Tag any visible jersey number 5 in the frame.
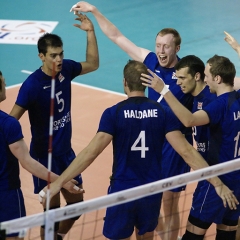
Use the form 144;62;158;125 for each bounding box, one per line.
56;91;64;112
131;131;149;158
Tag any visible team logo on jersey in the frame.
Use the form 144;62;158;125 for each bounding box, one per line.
0;20;58;45
197;102;203;109
172;72;177;79
58;73;65;82
155;70;160;73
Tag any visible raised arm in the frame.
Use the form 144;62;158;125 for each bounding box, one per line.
9;139;81;194
224;31;240;58
70;1;150;62
166;130;239;209
141;69;210;127
74;13;99;75
41;132;113;201
224;31;240;90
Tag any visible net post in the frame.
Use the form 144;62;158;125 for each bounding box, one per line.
45;61;56;240
44;211;55;240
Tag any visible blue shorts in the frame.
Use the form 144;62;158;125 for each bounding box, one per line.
103;182;162;239
190;180;240;224
31;148;83;193
161;134;192;192
0;188;26;237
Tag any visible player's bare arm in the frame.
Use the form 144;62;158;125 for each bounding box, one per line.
141;69;210;127
9;104;26;120
71;1;150;62
74;13;99;75
224;31;240;90
9;139;81;194
224;31;240;57
166;130;239;209
40;132;112;203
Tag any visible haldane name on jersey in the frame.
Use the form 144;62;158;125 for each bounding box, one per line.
124;109;158;119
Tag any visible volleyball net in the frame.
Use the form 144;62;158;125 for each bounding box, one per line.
1;158;240;240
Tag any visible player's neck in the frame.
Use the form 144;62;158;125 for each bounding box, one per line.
216;85;234;96
41;66;57;77
128;91;145;97
191;81;206;96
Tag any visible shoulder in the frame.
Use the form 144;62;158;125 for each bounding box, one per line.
0;111;22;135
143;52;158;67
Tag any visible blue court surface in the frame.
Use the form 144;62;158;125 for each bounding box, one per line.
1;0;240;93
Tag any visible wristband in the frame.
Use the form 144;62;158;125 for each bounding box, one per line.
160;84;169;95
38;190;46;203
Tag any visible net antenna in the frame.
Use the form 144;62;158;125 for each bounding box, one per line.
45;60;56;239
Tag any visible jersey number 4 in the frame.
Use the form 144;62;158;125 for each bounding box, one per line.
131;131;149;158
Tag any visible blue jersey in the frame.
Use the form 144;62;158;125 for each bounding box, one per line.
98;97;181;188
203;91;240;184
192;86;216;159
143;52;193;113
0;110;23;191
15;59;81;157
144;52;193;187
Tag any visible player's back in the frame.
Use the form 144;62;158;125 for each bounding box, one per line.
0;110;21;190
103;96;181;187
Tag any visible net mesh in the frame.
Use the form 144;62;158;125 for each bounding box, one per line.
1;158;240;240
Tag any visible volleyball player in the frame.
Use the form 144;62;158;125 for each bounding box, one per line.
0;71;80;240
70;2;193;239
174;55;216;159
40;60;237;240
9;13;99;240
224;30;240;240
141;55;240;240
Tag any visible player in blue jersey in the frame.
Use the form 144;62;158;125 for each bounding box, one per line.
141;55;240;240
224;31;240;240
174;55;216;159
39;60;238;240
0;71;80;240
9;13;99;240
69;2;193;239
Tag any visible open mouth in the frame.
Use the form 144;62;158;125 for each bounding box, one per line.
159;55;167;62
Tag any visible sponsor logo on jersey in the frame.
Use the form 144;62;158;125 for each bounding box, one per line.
0;20;58;45
43;85;51;89
197;102;203;110
59;73;65;82
172;72;177;79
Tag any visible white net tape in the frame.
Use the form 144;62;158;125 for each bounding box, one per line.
1;158;240;239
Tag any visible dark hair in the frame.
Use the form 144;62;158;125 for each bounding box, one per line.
123;60;148;92
207;55;236;86
0;71;2;91
37;33;63;55
175;55;205;81
156;28;181;46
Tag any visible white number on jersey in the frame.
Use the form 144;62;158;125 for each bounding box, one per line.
192;126;197;136
56;91;64;112
131;131;149;158
234;131;240;158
